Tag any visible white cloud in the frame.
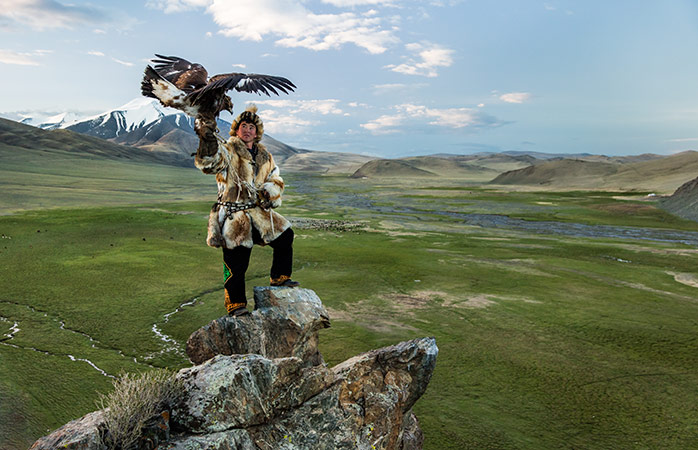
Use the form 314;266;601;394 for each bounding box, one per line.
385;42;454;77
499;92;531;103
255;99;345;115
150;0;399;54
360;113;405;134
0;49;46;65
88;51;105;57
111;57;134;67
361;103;503;134
231;63;246;69
0;0;108;30
258;109;316;135
372;82;428;93
667;138;698;142
322;0;391;6
145;0;211;13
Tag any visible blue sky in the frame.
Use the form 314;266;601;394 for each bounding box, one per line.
1;0;698;157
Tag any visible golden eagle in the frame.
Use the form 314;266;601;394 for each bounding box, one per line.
141;54;296;119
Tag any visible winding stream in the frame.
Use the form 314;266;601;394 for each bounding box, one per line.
327;190;698;246
0;301;148;378
147;297;200;360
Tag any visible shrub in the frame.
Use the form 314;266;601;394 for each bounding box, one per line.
96;369;183;450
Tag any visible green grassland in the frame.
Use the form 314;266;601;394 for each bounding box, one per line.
1;164;698;449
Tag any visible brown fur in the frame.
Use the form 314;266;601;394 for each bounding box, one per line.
196;136;290;248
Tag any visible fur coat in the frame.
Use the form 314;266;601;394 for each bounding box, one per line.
195;136;290;249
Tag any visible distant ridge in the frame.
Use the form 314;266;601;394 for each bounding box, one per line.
490;151;698;193
491;159;618;186
351;153;533;181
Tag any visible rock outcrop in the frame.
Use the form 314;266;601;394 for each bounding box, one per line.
31;287;438;450
660;175;698;222
186;287;330;366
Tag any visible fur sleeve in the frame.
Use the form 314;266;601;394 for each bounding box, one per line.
194;141;231;175
261;154;284;208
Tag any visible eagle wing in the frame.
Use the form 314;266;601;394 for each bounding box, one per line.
142;54;297;118
151;54;208;92
141;66;200;116
191;73;297;102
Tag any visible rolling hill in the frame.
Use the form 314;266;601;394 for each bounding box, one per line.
351;159;435;178
350;153;537;181
490;151;698;193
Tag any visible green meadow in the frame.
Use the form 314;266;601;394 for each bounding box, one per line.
1;160;698;449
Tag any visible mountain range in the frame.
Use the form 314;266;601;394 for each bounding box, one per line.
3;100;698;197
2;98;354;170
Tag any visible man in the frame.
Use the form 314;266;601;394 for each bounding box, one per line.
194;104;299;317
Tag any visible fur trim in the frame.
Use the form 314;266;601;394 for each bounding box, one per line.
230;104;264;142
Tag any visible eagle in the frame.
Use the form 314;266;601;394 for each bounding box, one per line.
141;54;296;119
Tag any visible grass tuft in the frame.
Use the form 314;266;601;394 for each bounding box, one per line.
96;369;182;450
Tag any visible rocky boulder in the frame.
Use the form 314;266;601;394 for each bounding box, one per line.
31;287;438;450
186;287;330;366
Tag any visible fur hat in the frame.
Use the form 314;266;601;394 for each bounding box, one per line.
230;104;264;142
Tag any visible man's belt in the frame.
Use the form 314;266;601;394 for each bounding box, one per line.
218;200;258;220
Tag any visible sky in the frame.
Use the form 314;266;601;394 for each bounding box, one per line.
1;0;698;158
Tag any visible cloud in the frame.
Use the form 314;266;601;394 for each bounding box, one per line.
0;0;108;30
257;109;317;135
499;92;531;103
111;57;134;67
88;51;105;57
667;138;698;143
371;82;427;93
150;0;399;54
385;42;454;77
361;103;504;134
231;63;246;69
146;0;210;13
0;49;48;65
255;99;345;115
322;0;392;6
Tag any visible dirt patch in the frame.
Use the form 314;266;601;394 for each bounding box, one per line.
325;304;419;332
470;237;511;241
443;294;496;309
381;290;449;310
325;306;353;322
592;203;657;214
465;258;555;278
616;244;698;256
666;272;698;288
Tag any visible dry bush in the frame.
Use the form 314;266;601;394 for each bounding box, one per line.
96;369;182;450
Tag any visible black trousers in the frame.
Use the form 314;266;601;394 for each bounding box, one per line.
222;227;294;312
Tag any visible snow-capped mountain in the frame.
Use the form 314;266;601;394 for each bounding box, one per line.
3;98;307;167
0;110;85;129
64;97;182;139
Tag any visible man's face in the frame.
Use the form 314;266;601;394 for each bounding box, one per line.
236;121;257;145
